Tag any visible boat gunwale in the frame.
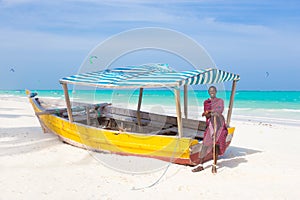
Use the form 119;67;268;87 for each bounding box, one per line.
31;96;203;140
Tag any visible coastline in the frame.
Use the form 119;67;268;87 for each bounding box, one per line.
1;93;299;128
1;96;300;199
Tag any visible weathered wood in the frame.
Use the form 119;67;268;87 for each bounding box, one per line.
36;110;65;116
108;106;207;130
105;113;172;130
184;84;188;119
73;114;98;123
137;88;143;127
36;94;206;138
110;107;178;125
182;128;204;138
175;89;183;138
62;83;73;122
44;100;205;136
86;107;91;125
37;92;200;131
182;118;206;131
226;80;237;126
36;103;109;117
36;107;83;116
156;127;178;135
74;102;111;110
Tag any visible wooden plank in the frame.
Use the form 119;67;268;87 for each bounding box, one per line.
74;102;111;110
36;104;110;117
61;103;204;138
42;100;205;134
182;118;206;131
109;106;208;130
226;80;237;126
182;128;204;138
36;110;66;116
62;83;73;122
106;113;173;130
112;106;178;125
156;127;178;135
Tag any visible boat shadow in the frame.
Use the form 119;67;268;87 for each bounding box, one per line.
217;146;262;169
0;126;60;156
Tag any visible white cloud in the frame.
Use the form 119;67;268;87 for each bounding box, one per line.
0;0;37;6
0;28;101;51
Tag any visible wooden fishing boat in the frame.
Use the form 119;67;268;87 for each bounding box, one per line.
27;64;239;166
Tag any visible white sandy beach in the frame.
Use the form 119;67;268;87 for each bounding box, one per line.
1;96;300;200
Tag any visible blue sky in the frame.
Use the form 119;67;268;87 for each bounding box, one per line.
0;0;299;90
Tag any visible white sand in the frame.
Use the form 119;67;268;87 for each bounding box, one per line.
1;97;300;199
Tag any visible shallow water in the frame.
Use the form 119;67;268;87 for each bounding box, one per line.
1;90;300;126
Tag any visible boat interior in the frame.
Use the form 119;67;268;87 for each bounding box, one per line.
35;97;206;140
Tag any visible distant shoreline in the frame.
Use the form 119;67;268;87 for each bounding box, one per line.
1;89;300;92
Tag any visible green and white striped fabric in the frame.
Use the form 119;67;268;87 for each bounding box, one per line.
60;64;240;88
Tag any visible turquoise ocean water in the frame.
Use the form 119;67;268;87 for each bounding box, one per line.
1;90;300;126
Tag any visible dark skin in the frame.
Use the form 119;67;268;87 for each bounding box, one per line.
192;86;219;173
202;86;217;119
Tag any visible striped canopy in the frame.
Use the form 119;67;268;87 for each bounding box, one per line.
60;64;240;88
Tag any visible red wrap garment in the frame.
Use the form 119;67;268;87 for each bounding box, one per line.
201;98;228;156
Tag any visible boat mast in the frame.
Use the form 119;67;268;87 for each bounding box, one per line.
61;83;74;122
226;80;237;127
184;84;188;119
174;88;183;138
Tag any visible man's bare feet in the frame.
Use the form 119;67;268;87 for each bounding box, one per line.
192;165;204;172
212;165;217;173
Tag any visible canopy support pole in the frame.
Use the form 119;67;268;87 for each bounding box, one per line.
62;83;73;123
86;107;91;125
137;88;144;127
175;88;183;138
226;80;237;127
184;84;188;119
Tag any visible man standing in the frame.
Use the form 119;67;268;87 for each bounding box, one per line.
192;86;228;173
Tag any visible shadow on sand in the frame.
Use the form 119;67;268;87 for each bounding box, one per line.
0;105;33;118
0;126;60;156
217;146;262;169
0;114;34;118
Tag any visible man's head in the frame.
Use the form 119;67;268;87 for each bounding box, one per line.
208;86;217;98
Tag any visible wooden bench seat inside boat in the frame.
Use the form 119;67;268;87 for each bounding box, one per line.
97;106;206;138
38;98;206;139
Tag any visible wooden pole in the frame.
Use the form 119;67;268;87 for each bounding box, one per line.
137;88;143;127
175;89;183;138
226;80;237;127
86;107;91;125
62;83;73;122
184;84;188;119
212;114;217;174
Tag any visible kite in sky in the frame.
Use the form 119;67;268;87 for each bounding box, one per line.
89;56;98;64
265;72;269;78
